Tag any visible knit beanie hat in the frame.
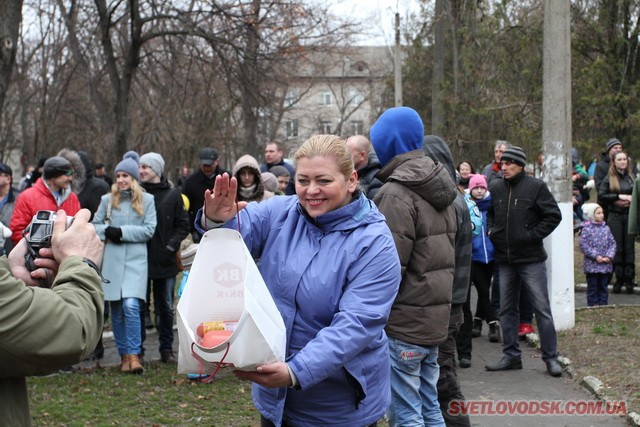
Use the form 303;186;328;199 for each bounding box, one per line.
468;174;488;192
123;150;140;163
582;203;602;222
605;138;621;153
500;146;527;167
261;172;278;193
43;156;74;179
139;152;165;178
269;165;290;177
370;107;424;167
115;157;140;181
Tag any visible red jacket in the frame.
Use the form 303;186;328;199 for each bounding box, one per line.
9;178;81;244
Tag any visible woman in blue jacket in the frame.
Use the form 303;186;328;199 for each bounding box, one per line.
197;135;401;427
93;156;156;374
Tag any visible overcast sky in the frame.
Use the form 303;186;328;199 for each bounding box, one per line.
324;0;420;46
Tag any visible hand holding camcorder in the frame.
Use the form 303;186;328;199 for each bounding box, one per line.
22;210;73;272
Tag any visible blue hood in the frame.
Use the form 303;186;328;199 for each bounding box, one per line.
370;107;424;167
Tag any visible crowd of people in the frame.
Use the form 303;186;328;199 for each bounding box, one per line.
2;104;636;426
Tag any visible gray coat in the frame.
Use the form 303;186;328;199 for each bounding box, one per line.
92;191;156;301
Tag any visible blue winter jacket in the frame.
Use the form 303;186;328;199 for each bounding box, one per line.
196;193;401;426
468;193;495;264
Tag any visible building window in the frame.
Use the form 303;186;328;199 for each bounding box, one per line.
320;121;332;134
285;120;299;138
349;89;364;106
319;92;332;106
350;121;363;135
285;90;298;107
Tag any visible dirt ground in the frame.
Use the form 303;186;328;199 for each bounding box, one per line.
557;306;640;415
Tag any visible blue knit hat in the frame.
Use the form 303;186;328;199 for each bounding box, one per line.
370;107;425;167
123;150;140;163
115;157;140;181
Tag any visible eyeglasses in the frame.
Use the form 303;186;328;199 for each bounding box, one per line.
63;170;74;176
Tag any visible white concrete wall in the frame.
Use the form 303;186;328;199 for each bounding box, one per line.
544;201;575;330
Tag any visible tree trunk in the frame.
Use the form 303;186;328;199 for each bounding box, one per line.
0;0;23;119
432;0;446;136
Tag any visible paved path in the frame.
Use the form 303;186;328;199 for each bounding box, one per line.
456;285;639;426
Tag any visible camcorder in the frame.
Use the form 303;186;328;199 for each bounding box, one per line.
23;210;74;272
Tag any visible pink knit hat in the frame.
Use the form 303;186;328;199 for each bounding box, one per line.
468;174;488;192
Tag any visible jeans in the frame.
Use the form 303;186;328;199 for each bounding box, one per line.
141;277;176;353
111;297;142;356
491;265;534;324
586;272;610;306
498;262;558;362
388;337;445;427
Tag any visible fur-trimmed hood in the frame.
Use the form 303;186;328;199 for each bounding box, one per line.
57;148;86;194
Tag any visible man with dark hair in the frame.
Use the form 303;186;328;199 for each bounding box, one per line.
260;141;296;195
182;147;227;242
9;156;81;245
485;146;563;377
94;162;113;186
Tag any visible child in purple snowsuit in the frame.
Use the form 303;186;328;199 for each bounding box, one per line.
579;203;617;306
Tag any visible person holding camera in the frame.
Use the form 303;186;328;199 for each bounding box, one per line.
92;155;156;374
0;209;105;426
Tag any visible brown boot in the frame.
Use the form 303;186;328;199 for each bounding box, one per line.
129;354;144;374
120;355;131;373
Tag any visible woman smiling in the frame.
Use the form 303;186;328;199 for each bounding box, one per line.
196;134;401;426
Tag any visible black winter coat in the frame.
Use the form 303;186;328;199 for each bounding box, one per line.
487;171;561;265
142;179;190;278
598;170;634;215
182;166;227;235
359;153;383;199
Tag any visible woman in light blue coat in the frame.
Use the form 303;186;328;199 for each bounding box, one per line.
92;156;156;374
196;135;401;427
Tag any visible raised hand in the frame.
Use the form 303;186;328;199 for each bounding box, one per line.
203;173;248;222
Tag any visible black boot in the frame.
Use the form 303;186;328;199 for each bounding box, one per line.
472;317;482;338
488;321;501;343
626;280;636;294
612;280;623;294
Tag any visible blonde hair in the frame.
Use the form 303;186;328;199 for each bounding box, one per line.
294;134;354;180
607;151;635;193
110;179;145;216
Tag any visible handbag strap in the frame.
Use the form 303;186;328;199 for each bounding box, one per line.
105;197;113;226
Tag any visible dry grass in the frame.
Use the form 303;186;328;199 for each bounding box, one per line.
557;306;640;415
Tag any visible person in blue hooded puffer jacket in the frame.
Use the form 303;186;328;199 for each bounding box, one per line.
196;134;401;427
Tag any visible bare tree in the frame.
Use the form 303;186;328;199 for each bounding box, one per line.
0;0;24;126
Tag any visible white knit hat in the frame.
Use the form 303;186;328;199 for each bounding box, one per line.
581;203;602;222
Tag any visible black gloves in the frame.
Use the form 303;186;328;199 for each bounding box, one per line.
105;226;123;243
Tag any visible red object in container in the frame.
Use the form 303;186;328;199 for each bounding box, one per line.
200;330;233;348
